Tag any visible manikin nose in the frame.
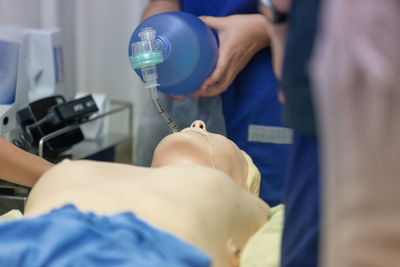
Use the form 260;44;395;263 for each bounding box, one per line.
191;120;207;131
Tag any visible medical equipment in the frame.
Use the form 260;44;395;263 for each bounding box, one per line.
0;26;68;102
0;26;67;135
129;12;218;96
0;37;30;135
128;12;218;132
16;95;98;156
130;27;179;132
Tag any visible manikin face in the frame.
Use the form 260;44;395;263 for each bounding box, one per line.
151;120;248;189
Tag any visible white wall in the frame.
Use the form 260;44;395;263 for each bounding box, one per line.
0;0;41;27
74;0;148;124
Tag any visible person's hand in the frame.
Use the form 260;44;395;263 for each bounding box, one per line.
169;95;185;102
191;14;270;98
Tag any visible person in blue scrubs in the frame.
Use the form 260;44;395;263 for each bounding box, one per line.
140;0;291;207
260;0;322;266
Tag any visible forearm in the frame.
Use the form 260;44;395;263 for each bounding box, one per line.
0;138;53;187
267;23;289;79
142;0;180;20
262;0;292;79
271;0;292;13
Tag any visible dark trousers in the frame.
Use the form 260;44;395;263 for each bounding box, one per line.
281;132;320;267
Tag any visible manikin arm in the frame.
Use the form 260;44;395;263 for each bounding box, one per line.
0;137;53;187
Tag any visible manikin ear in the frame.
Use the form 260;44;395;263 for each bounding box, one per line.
226;238;241;267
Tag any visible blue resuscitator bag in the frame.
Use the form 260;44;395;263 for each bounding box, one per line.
128;12;218;96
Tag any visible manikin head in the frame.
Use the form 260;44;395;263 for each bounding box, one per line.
151;120;260;192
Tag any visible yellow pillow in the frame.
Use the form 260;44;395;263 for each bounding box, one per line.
241;150;261;196
240;204;284;267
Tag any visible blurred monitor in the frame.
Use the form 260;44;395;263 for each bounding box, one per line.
0;37;29;135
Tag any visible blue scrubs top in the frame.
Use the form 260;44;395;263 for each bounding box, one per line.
179;0;291;206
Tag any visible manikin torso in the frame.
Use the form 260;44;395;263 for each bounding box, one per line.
25;121;270;267
25;160;269;267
